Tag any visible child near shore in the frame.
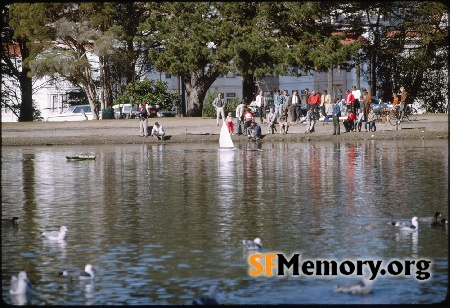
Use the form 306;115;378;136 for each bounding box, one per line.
226;112;234;135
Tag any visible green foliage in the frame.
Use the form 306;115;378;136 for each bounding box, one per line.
202;89;220;118
32;101;43;122
115;79;180;110
202;88;241;118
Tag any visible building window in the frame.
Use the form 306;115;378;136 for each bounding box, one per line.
291;67;307;76
51;95;58;111
165;73;171;78
226;93;235;97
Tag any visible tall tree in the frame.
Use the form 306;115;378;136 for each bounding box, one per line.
28;4;101;118
84;2;153;109
4;3;61;121
146;2;235;116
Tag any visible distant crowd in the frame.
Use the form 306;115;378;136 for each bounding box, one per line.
212;85;409;138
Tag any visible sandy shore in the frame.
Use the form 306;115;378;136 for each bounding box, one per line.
1;114;447;146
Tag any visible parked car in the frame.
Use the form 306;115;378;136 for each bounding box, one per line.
122;104;138;119
113;104;138;119
157;110;177;117
45;105;93;122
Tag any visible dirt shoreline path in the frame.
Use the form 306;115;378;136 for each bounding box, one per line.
1;114;448;146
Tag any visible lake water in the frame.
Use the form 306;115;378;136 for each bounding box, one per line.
1;140;448;305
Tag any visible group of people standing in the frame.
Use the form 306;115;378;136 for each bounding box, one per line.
212;85;409;138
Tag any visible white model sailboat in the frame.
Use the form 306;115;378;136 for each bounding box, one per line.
219;123;236;150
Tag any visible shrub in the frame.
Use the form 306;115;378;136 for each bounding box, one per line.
202;88;241;118
115;78;180;110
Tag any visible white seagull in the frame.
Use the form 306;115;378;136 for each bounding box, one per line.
192;285;220;305
334;275;374;294
241;237;263;250
60;264;94;280
9;271;31;295
389;217;419;230
42;226;67;240
399;217;419;231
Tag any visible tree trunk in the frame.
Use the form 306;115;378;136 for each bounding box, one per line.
18;41;33;122
371;52;377;96
184;85;205;117
182;69;220;117
103;56;113;108
242;74;256;104
82;66;98;118
328;67;333;99
355;53;361;90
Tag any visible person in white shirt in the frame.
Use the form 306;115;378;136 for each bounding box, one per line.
151;122;165;140
321;90;332;117
266;107;277;134
212;93;226;126
324;100;334;122
235;101;246;135
351;86;361;114
355;108;364;132
255;90;265;123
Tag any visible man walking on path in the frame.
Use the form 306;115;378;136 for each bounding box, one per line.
212;93;226;126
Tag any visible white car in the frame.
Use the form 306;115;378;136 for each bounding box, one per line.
45;105;93;122
112;103;138;119
156;110;176;117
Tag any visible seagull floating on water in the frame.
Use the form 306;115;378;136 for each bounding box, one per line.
42;226;67;240
241;237;262;250
431;218;447;227
390;217;419;230
419;212;441;223
60;264;94;280
9;271;31;295
192;285;220;305
399;217;419;231
334;275;374;294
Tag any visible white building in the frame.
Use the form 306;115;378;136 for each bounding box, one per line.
2;44;370;122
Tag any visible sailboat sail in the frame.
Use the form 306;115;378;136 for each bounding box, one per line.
219;123;235;148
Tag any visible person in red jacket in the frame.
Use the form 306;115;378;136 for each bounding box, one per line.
345;89;355;116
343;109;356;132
307;89;321;120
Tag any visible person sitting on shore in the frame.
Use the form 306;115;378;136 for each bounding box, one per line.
305;107;315;134
355;108;364;132
247;121;261;139
365;108;376;132
266;107;277;134
343;110;356;132
279;115;289;134
151;122;165;140
243;108;255;135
